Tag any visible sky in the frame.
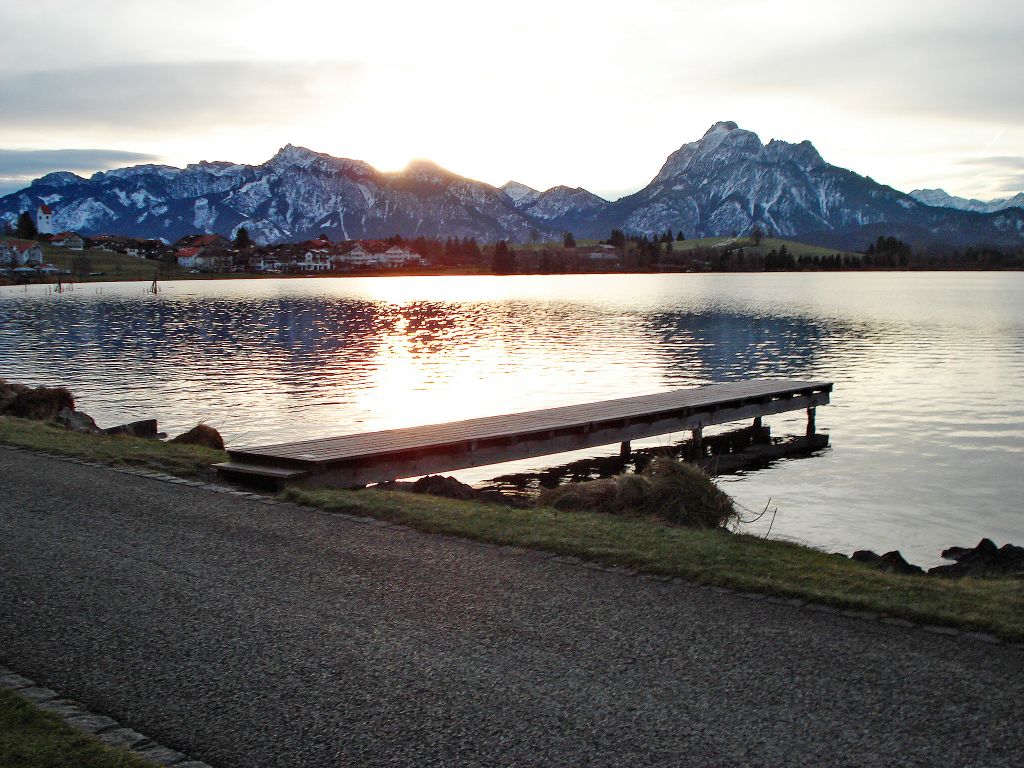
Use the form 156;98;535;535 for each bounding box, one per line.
1;0;1022;201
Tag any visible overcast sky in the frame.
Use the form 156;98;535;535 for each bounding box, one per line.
1;0;1022;200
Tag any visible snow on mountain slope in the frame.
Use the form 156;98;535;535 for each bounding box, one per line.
910;188;1024;214
501;181;541;208
1;126;1022;250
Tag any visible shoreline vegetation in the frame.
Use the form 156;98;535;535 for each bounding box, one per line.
2;409;1021;641
1;232;1022;287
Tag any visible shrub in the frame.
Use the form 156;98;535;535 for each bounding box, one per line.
540;458;735;529
170;423;224;450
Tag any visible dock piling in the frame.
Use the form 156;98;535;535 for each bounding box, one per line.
691;427;704;458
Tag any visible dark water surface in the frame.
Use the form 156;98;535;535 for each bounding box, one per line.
2;272;1022;565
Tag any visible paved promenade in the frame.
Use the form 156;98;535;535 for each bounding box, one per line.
1;447;1021;767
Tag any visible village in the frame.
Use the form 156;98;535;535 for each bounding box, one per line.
1;203;633;281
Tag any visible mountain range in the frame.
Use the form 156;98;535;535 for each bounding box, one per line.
908;188;1024;214
2;121;1023;251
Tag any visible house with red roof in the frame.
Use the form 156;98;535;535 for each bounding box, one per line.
51;231;84;250
175;246;204;269
175;246;230;272
1;239;44;266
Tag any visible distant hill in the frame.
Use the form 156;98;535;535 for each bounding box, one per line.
2;123;1023;251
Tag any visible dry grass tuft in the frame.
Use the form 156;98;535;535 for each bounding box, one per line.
540;458;736;528
170;423;225;450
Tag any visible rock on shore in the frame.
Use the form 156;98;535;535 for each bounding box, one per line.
931;538;1024;578
849;538;1024;579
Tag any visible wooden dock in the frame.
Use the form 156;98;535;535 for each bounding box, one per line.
215;379;832;490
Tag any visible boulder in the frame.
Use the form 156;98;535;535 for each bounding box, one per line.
930;538;1024;578
877;551;925;576
101;419;159;439
170;424;224;450
851;549;923;575
56;407;99;435
851;550;882;564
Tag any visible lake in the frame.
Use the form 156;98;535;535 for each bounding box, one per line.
2;272;1022;566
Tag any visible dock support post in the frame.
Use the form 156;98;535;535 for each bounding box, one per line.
620;441;631;458
753;416;762;429
691;427;703;458
806;407;816;436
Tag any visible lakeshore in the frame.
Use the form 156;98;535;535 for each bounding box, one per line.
1;415;1021;639
3;271;1023;565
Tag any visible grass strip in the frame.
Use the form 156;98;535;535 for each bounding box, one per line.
2;415;1021;641
0;416;225;477
0;687;154;768
283;486;1024;641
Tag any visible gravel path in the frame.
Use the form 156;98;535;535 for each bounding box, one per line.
1;447;1021;768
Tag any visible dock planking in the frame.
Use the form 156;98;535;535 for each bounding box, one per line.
216;379;832;489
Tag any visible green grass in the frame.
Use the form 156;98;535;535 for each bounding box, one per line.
0;237;173;282
0;687;154;768
0;416;225;477
281;487;1024;641
39;244;168;282
2;415;1021;640
510;239;603;251
671;236;860;259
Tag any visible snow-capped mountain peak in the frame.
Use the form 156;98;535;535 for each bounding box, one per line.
266;144;325;170
30;171;85;188
2;122;1023;250
501;181;541;207
655;121;767;181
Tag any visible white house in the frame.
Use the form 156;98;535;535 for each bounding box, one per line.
175;246;204;269
332;244;422;270
251;255;282;272
301;249;332;272
2;239;44;266
332;244;375;269
126;247;142;259
380;245;422;267
35;204;54;235
52;231;84;250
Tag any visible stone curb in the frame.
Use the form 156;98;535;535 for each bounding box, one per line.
0;667;212;767
1;442;1019;651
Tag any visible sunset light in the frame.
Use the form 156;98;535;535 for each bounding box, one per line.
1;1;1022;764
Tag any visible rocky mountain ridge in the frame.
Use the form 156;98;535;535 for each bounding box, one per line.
909;188;1024;214
3;123;1023;250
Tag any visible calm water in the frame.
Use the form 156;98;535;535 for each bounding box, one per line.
2;273;1022;566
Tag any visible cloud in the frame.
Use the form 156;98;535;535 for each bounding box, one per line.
709;23;1024;123
0;60;362;133
955;156;1024;195
958;156;1024;171
0;148;160;176
0;148;163;196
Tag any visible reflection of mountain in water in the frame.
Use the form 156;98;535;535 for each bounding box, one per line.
644;309;862;384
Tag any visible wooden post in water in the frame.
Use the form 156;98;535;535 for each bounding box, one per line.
620;441;631;458
753;416;762;429
691;427;703;458
806;407;816;436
